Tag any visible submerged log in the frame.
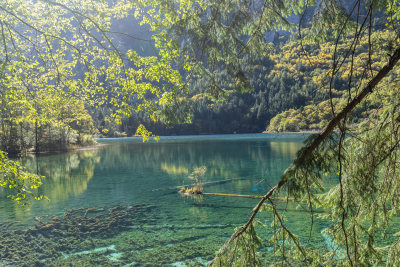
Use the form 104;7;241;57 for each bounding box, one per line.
201;192;296;201
178;185;297;201
0;220;10;227
83;207;105;219
5;221;20;230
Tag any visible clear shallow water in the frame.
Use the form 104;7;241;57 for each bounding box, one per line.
0;133;328;266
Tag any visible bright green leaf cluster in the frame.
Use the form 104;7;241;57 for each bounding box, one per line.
0;151;44;205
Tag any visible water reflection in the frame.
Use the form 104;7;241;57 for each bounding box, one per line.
95;138;303;189
161;163;189;176
27;151;100;202
0;135;312;266
269;141;302;157
0;150;99;221
0;135;306;224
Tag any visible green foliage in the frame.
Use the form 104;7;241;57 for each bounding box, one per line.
135;124;159;142
0;0;141;202
104;26;395;136
268;100;338;132
211;83;400;265
267;29;397;132
213;223;263;267
1;0;400;266
0;86;97;154
0;151;43;205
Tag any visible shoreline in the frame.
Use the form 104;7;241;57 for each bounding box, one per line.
100;131;321;138
99;131;320;139
262;130;322;134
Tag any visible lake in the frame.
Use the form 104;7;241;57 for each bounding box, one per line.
0;133;329;266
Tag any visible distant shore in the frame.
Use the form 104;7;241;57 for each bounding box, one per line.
262;130;322;134
98;131;321;139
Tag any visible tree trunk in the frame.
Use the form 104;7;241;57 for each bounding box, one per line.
211;45;400;264
35;121;39;154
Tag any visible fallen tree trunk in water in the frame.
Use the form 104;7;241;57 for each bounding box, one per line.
201;192;296;201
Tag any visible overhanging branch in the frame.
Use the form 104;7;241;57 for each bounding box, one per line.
210;44;400;265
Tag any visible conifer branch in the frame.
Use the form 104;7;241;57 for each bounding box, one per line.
210;44;400;265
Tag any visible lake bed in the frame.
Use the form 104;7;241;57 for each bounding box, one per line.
0;133;329;266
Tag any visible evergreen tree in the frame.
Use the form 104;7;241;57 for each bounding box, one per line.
1;0;400;265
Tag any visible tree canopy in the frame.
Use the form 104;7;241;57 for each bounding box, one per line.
1;0;400;265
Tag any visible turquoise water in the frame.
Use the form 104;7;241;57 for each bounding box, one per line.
0;133;325;266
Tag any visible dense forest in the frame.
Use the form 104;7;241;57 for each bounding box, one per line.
0;2;392;145
1;27;393;149
1;0;400;266
91;16;395;137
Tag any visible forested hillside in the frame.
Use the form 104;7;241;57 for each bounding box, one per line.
0;3;393;147
267;29;394;132
2;27;392;149
2;0;400;266
100;29;392;136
